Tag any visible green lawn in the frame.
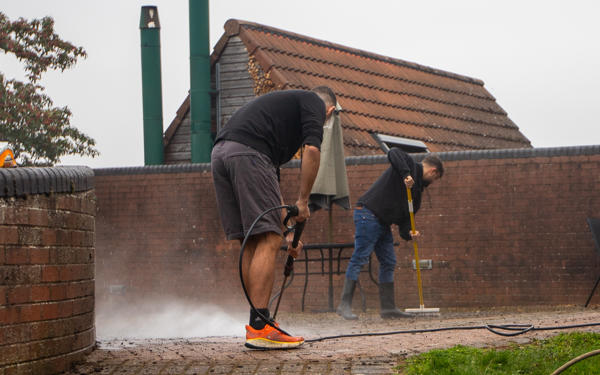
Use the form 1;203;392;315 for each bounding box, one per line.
396;332;600;374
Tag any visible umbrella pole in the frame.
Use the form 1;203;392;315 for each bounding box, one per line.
328;204;334;312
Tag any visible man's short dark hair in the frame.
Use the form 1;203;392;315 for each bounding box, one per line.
312;86;336;107
423;155;444;178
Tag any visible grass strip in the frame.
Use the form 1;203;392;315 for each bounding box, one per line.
397;332;600;374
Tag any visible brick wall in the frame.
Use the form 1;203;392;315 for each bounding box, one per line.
0;167;95;375
94;147;600;315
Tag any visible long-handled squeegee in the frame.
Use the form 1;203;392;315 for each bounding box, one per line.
404;188;440;316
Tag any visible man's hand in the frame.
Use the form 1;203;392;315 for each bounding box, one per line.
404;175;414;189
410;230;420;240
285;231;303;258
294;198;310;222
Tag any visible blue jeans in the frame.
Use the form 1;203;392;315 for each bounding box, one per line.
345;207;396;283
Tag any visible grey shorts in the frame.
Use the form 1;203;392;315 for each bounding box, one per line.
211;140;283;240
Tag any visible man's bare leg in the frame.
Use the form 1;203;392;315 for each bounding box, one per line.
240;237;257;293
246;232;282;308
242;231;304;349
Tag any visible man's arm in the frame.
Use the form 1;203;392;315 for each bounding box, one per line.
295;145;320;222
388;148;412;178
388;148;416;187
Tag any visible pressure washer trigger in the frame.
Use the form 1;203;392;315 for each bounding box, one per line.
283;205;299;235
286;205;299;217
282;205;305;248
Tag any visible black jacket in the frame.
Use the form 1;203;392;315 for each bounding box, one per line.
357;148;425;241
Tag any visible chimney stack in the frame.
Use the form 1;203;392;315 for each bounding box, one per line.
139;5;165;165
188;0;212;163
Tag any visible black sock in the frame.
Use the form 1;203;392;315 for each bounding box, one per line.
249;308;270;330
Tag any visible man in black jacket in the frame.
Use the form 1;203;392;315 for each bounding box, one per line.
337;148;443;319
211;87;337;348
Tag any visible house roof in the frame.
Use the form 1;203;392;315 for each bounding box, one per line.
165;19;531;156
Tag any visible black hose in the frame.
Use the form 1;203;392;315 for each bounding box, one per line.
485;324;533;336
241;208;600;345
306;322;600;343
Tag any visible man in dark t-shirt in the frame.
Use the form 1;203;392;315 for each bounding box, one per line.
336;148;444;320
211;87;337;349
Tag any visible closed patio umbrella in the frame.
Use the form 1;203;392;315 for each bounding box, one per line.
309;102;349;211
309;102;350;311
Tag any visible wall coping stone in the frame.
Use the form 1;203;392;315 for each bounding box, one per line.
0;166;94;198
343;144;600;165
94;163;211;176
93;145;600;176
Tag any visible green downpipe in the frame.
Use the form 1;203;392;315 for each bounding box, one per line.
139;6;164;165
189;0;212;163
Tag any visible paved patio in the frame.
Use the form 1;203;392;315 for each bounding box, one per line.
64;307;600;374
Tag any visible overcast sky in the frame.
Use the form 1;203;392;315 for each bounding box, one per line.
2;0;598;168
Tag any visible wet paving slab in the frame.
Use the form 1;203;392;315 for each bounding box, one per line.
69;358;399;374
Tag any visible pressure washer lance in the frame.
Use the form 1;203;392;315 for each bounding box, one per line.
273;206;305;320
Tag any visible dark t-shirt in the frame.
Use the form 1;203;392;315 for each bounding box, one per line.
214;90;325;167
358;148;424;240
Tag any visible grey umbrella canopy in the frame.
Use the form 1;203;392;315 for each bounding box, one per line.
309;102;350;212
308;102;350;312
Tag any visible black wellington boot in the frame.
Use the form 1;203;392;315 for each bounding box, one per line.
336;278;358;320
379;282;414;319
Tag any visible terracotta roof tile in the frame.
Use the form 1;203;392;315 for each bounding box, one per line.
165;19;531;158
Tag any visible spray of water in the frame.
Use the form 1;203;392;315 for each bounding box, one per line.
95;300;247;339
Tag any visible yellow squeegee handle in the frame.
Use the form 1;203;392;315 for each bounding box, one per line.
407;188;425;308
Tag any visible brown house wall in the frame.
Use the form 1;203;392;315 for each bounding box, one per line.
94;151;600;315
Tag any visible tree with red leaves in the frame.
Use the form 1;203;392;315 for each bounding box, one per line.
0;11;98;166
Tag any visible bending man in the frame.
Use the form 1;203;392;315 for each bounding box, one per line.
337;148;443;320
211;87;337;349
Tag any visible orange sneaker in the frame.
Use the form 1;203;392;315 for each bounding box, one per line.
245;322;304;349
